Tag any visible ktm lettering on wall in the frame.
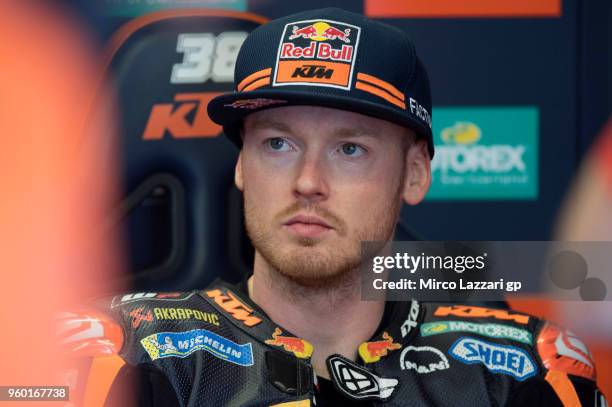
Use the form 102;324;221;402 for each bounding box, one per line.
143;92;222;140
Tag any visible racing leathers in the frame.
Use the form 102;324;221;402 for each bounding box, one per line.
59;279;608;406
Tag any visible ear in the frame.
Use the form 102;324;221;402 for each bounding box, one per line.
402;138;431;205
234;151;244;191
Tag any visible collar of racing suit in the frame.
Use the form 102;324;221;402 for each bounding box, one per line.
200;277;423;365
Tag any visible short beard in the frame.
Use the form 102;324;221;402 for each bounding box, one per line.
245;202;362;289
244;164;406;291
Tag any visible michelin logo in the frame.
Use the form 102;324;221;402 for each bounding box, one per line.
449;337;537;381
141;329;254;366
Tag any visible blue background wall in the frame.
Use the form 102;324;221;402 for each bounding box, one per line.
70;0;611;242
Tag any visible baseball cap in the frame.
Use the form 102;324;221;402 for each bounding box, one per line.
207;7;434;158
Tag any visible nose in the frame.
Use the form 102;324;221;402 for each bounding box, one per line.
293;151;329;203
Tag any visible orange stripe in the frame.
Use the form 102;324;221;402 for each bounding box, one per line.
242;76;270;92
356;81;405;109
545;370;581;407
83;355;126;407
237;68;272;91
270;400;311;407
357;73;405;101
365;0;561;18
105;10;267;65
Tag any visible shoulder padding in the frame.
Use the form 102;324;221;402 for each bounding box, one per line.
57;308;124;358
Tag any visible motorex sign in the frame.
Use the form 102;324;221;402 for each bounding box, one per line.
428;107;538;200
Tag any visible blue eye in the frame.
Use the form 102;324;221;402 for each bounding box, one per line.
340;143;364;157
267;137;291;151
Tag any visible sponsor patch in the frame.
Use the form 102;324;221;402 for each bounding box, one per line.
434;305;530;325
537;323;595;381
420;321;532;344
450;337;537;381
399;346;450;374
111;292;194;308
428;107;539;200
273;19;361;90
129;307;154;329
400;300;420;338
327;354;398;401
153;308;220;325
128;307;219;329
265;328;313;359
224;98;287;109
140;328;253;366
205;288;262;327
358;332;402;363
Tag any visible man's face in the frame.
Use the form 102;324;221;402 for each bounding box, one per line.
237;106;421;287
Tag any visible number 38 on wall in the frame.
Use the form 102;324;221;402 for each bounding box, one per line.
170;32;248;84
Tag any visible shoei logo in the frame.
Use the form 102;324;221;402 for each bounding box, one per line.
274;19;360;89
450;337;537;381
428;107;538;200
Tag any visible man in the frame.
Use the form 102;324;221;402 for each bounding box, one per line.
65;8;606;406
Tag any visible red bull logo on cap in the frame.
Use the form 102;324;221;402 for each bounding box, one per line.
288;21;351;43
265;327;314;359
274;19;361;90
358;332;402;363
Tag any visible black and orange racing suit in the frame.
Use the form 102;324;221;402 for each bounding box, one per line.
58;279;607;406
